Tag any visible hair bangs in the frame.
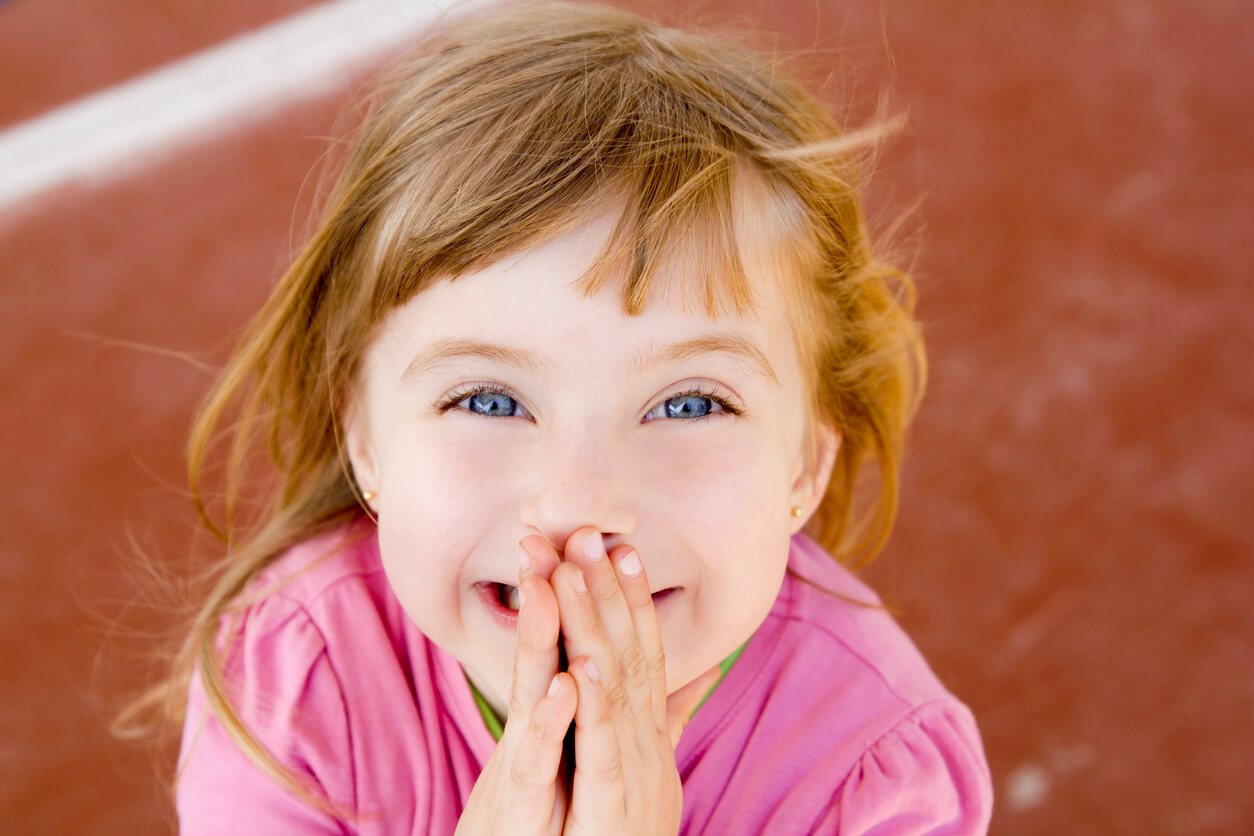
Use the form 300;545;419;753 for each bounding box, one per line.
575;147;764;319
348;36;775;326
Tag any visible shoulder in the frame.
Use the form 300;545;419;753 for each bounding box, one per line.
775;533;953;708
203;519;468;751
212;520;413;670
176;526;378;832
733;533;973;737
177;520;474;834
677;534;992;834
249;518;391;624
831;700;992;835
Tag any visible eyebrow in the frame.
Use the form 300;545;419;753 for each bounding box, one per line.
401;339;553;385
627;335;780;386
400;334;779;386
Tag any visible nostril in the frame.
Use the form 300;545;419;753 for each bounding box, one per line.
524;529;625;559
519;475;638;554
599;532;628;554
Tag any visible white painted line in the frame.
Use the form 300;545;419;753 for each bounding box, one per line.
0;0;482;213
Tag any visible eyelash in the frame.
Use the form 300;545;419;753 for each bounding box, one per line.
646;383;743;422
433;381;743;421
434;380;526;416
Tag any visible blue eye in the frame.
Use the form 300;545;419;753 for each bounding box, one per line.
439;384;736;422
462;390;524;417
664;394;718;419
439;384;531;419
645;390;737;422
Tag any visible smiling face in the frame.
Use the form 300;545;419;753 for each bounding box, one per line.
344;206;838;717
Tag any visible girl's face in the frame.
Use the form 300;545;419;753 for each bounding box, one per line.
345;208;837;716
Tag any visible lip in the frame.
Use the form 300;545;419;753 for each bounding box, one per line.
475;581;520;629
651;586;679;604
476;581;680;629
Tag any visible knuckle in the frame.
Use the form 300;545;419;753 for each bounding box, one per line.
584;750;625;784
528;711;562;749
605;679;632;715
507;689;530;723
645;648;667;681
618;644;648;688
508;755;543;790
580;614;608;644
591;574;619;603
506;721;560;789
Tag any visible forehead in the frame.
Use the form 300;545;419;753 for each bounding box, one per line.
405;195;795;326
583;173;809;321
368;200;806;387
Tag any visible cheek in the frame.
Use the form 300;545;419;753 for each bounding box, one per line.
649;429;795;602
372;433;519;617
648;433;794;688
379;430;519;525
645;429;791;534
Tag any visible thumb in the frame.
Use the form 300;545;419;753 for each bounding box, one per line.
665;664;723;749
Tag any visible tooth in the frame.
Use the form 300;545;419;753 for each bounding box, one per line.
502;584;521;612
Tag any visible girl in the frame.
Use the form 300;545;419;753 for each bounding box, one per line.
162;3;993;833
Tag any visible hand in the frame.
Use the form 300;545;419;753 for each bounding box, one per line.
455;547;575;836
547;528;722;835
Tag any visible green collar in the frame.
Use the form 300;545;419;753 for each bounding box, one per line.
470;678;506;741
468;640;750;743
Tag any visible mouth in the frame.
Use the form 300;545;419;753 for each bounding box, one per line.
476;581;679;623
498;582;523;612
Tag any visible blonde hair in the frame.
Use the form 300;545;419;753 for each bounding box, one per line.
131;0;925;814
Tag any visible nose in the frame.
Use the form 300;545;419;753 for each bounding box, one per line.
519;423;638;552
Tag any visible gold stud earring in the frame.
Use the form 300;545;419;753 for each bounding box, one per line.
362;490;377;503
790;506;803;518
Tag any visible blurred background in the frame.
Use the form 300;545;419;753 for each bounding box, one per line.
1;0;1250;833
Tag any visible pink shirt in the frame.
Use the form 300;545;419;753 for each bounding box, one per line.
177;523;992;834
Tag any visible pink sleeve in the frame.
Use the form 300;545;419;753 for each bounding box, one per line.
831;701;994;835
176;598;356;835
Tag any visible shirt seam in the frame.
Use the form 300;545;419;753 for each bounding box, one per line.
267;594;361;823
812;699;967;833
770;611;922;711
268;560;387;614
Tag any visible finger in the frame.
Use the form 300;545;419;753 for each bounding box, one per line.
562;530;654;727
664;664;722;749
608;544;668;733
567;657;626;829
549;768;570;836
551;561;634;734
565;530;639;660
505;672;577;828
519;534;563;581
507;550;562;726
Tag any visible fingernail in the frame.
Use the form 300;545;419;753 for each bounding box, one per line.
547;675;560;698
619;550;641;576
584;659;599;682
582;531;605;562
517;584;526;609
518;541;531;574
571;568;587;594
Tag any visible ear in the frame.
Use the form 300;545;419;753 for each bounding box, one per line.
789;421;840;533
341;395;380;508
